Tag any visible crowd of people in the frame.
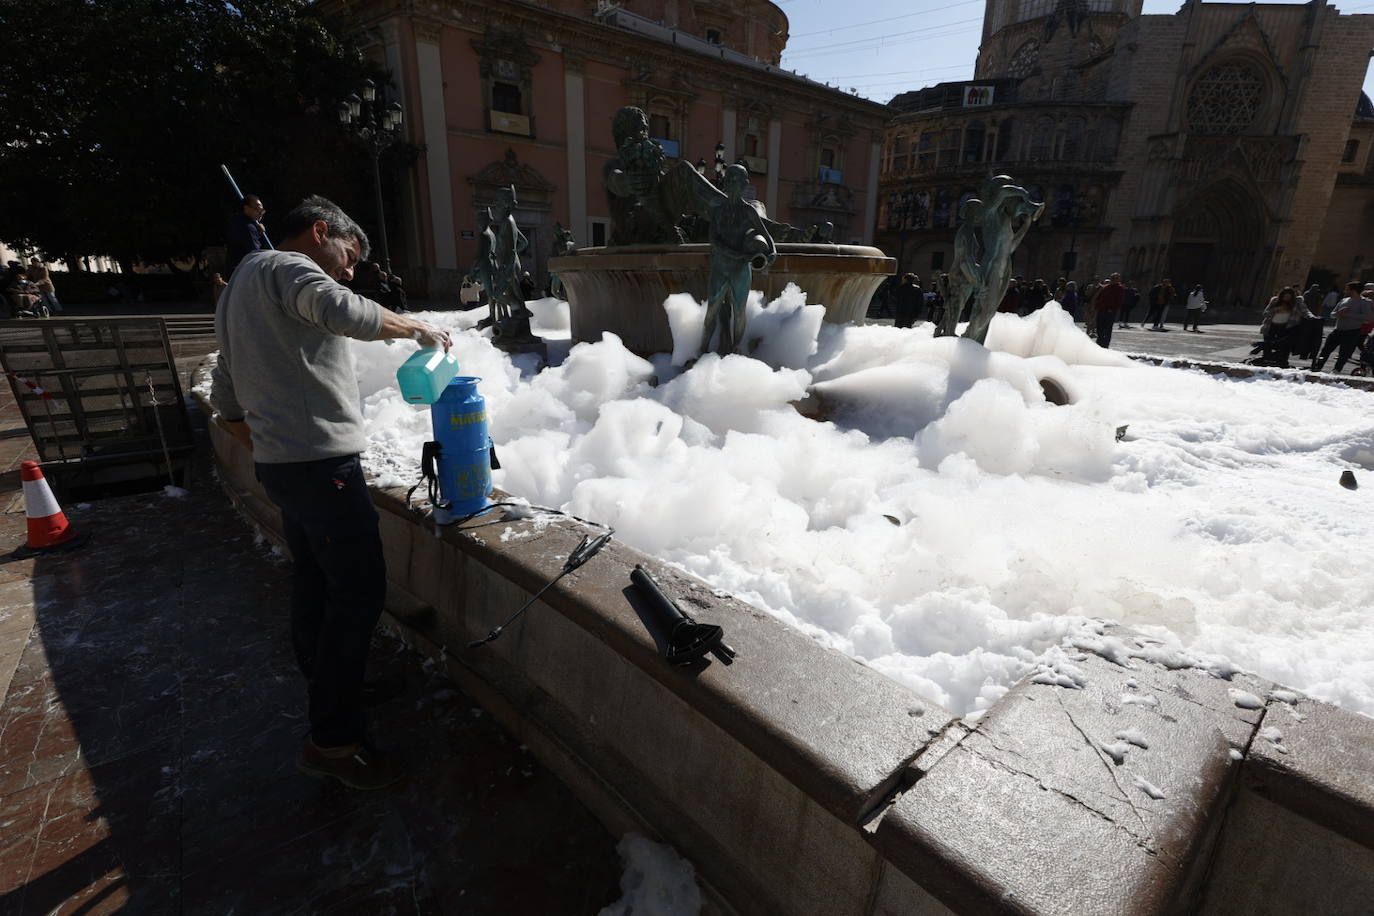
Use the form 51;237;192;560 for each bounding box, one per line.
1254;280;1374;373
882;271;1154;349
878;270;1374;370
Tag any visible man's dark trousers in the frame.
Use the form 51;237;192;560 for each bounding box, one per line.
257;454;387;748
1314;327;1363;372
1096;312;1116;348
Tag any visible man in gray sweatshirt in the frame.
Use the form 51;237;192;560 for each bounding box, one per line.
211;195;450;789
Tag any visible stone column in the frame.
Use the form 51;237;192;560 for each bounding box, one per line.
415;27;457;271
862;138;882;245
565;59;588;245
378;21;421;266
766;118;782;214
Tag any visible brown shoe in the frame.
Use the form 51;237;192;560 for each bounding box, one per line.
297;738;404;790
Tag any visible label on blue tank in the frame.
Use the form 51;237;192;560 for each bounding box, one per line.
448;410;487;428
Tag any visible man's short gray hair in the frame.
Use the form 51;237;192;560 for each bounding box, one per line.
281;195;371;259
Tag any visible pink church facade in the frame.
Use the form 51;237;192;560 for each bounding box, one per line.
320;0;891;298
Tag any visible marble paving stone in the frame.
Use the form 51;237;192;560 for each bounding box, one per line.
0;780;54;895
0;626;31;711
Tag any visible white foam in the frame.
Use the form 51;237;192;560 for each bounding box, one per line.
599;833;701;916
340;295;1374;719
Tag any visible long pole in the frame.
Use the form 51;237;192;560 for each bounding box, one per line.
219;163;273;249
370;148;391;274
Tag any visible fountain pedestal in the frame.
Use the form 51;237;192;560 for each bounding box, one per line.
550;243;895;355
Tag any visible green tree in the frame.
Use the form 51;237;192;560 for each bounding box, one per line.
0;0;380;271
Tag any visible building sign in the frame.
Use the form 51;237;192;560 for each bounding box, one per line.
963;85;996;107
742;155;769;174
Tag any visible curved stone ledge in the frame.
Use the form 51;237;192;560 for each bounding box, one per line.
195;361;1374;915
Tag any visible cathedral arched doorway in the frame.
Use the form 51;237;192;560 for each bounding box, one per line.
1166;180;1268;309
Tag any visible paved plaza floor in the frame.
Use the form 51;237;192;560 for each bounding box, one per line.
0;373;620;914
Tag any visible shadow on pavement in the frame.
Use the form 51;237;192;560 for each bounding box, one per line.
0;407;620;914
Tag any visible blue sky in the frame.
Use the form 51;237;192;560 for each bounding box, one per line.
777;0;1374;103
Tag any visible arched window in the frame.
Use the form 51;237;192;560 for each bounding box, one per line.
938;129;961;168
1029;118;1053;160
997;117;1016;160
1061;118;1086;160
1187;61;1265;134
1009;40;1040;78
917;131;935;170
963;121;987;164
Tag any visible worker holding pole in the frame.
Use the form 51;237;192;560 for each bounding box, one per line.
221;164;273;275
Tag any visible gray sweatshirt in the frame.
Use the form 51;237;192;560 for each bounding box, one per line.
1334;295;1374;332
210;250;384;463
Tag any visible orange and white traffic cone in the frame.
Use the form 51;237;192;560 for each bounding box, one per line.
13;461;85;558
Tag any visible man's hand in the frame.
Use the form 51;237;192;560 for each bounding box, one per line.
218;416;254;453
374;309;452;350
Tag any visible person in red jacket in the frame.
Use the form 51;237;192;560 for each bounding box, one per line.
1092;273;1127;348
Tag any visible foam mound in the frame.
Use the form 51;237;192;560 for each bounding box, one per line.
347;291;1374;719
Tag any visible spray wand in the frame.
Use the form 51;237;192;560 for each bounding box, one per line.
468;529;615;648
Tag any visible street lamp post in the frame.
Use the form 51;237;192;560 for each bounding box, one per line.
337;78;404;273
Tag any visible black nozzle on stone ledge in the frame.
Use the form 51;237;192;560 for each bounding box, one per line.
629;564;736;668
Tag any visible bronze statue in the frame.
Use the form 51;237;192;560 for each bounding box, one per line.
549;222;576;300
699;164;777;357
937;175;1044;345
603;105;801;247
472;207;498;326
483;185;541;349
604;107;682;245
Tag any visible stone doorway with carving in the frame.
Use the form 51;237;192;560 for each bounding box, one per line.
1166;179;1269;311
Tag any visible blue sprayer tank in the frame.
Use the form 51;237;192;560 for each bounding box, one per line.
431;377;492;515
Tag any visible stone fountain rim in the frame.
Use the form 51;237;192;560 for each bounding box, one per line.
552;242;892;259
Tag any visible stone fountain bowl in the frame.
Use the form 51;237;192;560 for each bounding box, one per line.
549;243;896;355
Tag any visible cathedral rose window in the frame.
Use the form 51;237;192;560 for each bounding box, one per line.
1009;41;1040;78
1187;62;1264;134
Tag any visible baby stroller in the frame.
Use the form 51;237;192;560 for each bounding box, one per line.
1348;334;1374;377
1244;324;1302;369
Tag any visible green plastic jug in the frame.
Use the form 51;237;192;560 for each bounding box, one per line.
396;347;460;404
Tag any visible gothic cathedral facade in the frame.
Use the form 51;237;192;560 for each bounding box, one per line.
877;0;1374;310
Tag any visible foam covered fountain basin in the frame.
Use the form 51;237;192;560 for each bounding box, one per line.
550;243;895;355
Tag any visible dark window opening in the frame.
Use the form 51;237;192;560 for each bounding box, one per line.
1344;139;1360;163
649;114;672;140
706;29;722;44
930;251;945;271
492;81;522;115
744;134;759;157
820;148;835;168
591;222;607;247
917;131;934;170
963;123;986;164
996;121;1015;159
